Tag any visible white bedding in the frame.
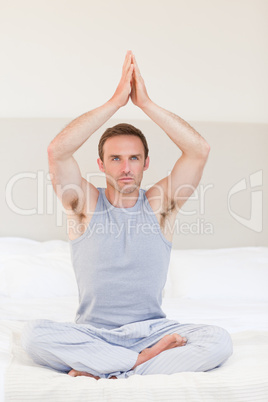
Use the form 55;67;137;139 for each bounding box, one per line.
1;238;268;401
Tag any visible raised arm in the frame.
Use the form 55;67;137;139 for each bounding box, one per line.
130;52;210;210
47;51;134;213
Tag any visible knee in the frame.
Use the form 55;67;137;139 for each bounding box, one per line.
21;319;48;354
208;325;233;364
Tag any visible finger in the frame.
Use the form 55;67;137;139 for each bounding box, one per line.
123;55;132;79
133;63;142;84
122;50;132;72
125;53;134;76
122;52;129;71
127;64;134;81
123;50;131;65
133;54;141;76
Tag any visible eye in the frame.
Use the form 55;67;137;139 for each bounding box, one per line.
112;157;120;161
131;156;138;160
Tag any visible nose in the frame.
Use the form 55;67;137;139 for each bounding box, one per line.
121;159;131;174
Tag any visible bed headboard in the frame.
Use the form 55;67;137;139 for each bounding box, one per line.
1;118;267;249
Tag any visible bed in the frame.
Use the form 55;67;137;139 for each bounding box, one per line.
1;237;268;401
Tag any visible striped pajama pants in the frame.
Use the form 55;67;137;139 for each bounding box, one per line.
21;318;233;379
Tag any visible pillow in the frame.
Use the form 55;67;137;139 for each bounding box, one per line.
0;237;69;256
0;247;78;299
166;247;268;302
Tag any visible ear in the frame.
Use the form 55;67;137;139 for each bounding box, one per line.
143;156;150;171
97;158;105;173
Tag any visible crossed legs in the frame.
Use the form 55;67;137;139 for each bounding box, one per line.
21;319;233;380
68;333;188;379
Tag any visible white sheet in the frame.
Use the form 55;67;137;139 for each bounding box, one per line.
0;324;13;402
1;238;268;401
162;298;268;333
1;298;268;401
2;322;268;401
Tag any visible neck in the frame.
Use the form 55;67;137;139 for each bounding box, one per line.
105;185;140;208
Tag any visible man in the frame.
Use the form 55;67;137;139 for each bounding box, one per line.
21;51;233;380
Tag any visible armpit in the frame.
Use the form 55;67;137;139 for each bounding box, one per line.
160;198;176;228
70;197;86;221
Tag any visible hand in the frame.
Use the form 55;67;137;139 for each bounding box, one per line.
110;50;134;108
130;54;151;109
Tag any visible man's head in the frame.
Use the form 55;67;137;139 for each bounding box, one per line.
98;123;149;164
97;123;150;194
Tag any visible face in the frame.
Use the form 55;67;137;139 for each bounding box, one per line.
97;135;149;194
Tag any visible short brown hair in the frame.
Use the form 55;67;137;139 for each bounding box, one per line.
98;123;149;164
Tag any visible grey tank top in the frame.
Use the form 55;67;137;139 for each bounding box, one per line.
69;187;172;329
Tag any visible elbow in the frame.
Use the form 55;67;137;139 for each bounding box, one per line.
205;141;211;155
47;141;59;160
184;140;210;160
192;142;210;160
47;141;71;161
47;142;54;158
201;141;210;159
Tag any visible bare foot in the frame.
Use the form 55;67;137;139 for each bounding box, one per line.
68;333;187;378
131;333;187;370
68;369;117;380
68;369;101;380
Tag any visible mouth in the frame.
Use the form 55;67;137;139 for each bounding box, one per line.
118;178;134;182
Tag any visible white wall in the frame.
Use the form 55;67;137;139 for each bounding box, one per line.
1;0;267;122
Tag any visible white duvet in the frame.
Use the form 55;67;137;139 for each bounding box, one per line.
1;238;268;401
